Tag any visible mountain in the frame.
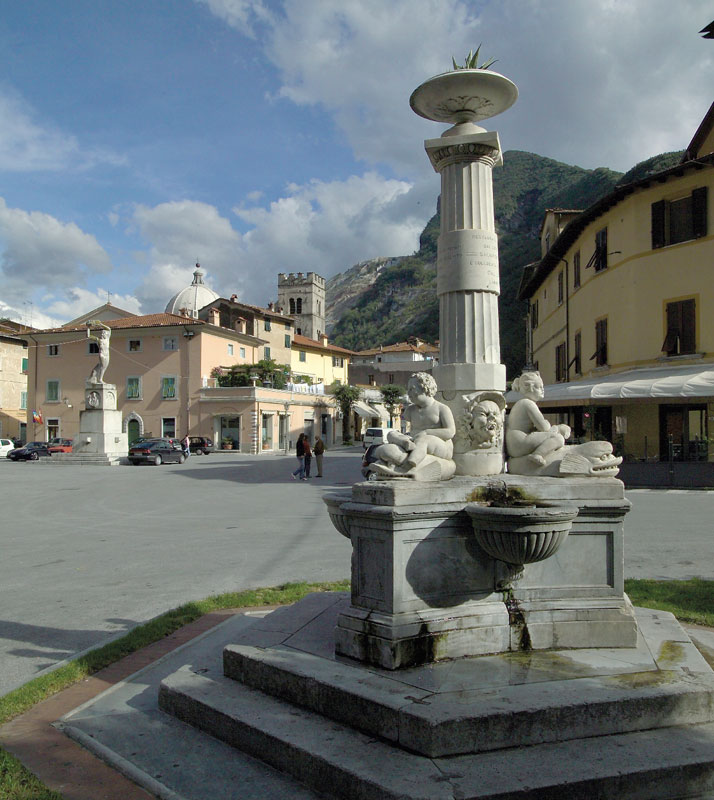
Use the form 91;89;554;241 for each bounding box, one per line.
326;149;683;380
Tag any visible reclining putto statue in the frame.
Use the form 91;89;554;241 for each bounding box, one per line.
366;372;456;481
506;371;622;478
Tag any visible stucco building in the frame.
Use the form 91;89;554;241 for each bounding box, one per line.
348;339;438;387
0;319;32;442
517;102;714;484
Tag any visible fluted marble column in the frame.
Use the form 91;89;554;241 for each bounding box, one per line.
411;69;518;475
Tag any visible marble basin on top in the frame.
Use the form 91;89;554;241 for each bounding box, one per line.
409;69;518;124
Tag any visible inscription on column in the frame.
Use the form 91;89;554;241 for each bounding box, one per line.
437;229;500;295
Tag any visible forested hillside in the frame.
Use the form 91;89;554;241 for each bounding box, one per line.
327;148;684;380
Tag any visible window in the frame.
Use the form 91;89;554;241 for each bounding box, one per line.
591;319;608;366
264;346;271;360
594;228;608;272
332;356;344;368
662;299;696;356
163;336;178;351
289;298;296;314
162;376;177;399
88;341;99;354
48;344;60;357
652;188;707;248
46;380;60;402
530;300;539;329
388;373;395;384
573;251;581;288
227;343;234;356
296;298;302;314
22;357;28;373
239;346;246;358
368;374;375;385
264;320;271;332
299;350;306;362
557;271;564;305
162;417;176;438
285;334;291;348
128;339;142;352
574;331;582;374
20;391;27;410
555;342;566;382
126;376;141;399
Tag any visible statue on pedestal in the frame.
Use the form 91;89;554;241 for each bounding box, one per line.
367;372;456;481
87;321;112;384
506;371;622;478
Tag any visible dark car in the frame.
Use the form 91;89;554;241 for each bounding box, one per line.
129;439;186;466
8;442;52;461
188;436;213;455
361;444;381;481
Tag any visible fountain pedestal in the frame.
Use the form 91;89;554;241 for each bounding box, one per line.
327;475;636;669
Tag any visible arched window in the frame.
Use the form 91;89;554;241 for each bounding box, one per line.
296;298;302;314
289;298;295;314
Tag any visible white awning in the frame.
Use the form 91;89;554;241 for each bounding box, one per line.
352;400;377;419
506;363;714;404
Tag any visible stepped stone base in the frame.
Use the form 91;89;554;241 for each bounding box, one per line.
159;593;714;799
37;453;125;466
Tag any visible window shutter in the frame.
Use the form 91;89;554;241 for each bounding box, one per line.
681;298;696;353
651;200;665;248
692;187;707;238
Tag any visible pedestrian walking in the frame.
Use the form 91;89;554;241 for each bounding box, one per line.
182;434;190;459
291;433;306;480
303;436;312;479
314;436;326;477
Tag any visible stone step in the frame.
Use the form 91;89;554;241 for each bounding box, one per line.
32;455;125;466
159;666;714;800
222;639;714;758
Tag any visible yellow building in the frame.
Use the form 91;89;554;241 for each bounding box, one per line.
518;102;714;484
291;333;352;386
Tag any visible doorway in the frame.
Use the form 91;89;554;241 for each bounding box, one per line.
218;416;241;450
127;419;141;444
659;404;708;461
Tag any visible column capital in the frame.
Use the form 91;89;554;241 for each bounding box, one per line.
424;130;502;172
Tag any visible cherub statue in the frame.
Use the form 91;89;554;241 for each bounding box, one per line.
87;321;111;384
506;370;621;478
366;372;456;481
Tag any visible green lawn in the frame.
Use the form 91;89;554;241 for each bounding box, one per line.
1;577;711;800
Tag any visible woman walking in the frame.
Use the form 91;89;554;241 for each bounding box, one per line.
303;436;312;479
291;433;306;480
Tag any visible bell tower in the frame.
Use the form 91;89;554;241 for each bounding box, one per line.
277;272;326;340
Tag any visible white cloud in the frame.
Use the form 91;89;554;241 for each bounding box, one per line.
0;198;113;305
0;86;125;172
129;172;430;313
202;0;713;173
44;288;141;322
195;0;273;37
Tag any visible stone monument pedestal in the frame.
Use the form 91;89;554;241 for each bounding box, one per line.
327;475;636;669
71;382;128;464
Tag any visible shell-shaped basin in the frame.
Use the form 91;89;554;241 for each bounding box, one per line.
465;504;578;566
323;493;352;539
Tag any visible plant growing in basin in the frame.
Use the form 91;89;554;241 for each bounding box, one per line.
465;482;578;576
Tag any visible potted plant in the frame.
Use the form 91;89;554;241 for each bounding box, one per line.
221;437;233;450
465;481;578;569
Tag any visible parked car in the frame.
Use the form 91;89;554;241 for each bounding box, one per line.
0;438;15;457
48;437;73;453
7;442;52;461
362;427;389;449
129;439;186;466
361;444;381;480
188;436;213;455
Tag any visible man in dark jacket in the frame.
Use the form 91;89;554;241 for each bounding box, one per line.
314;436;325;477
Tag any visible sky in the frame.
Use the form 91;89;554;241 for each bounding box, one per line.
0;0;712;329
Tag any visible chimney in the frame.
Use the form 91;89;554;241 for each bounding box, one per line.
235;317;247;334
319;333;328;347
230;294;238;302
207;307;220;326
268;301;274;311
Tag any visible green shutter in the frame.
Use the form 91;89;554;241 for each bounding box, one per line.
692;187;707;238
651;200;665;248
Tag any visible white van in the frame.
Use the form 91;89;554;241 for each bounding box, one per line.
362;427;389;448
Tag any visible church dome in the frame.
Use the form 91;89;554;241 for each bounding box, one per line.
165;264;219;318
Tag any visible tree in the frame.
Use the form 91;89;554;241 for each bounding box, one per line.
380;384;405;428
331;383;361;443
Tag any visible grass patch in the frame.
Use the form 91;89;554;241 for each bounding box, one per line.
625;577;714;627
0;579;348;800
